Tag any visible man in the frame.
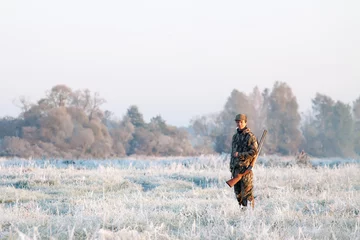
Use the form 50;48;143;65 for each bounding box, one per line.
230;113;259;209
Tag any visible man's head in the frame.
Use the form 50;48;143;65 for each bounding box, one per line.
235;114;247;130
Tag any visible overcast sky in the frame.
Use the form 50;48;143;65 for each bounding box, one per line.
1;0;359;126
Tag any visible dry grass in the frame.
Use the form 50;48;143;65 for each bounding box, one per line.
0;155;359;239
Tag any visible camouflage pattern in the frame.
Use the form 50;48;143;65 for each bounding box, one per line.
233;167;253;206
230;126;258;206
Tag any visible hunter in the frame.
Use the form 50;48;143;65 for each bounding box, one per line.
230;113;259;209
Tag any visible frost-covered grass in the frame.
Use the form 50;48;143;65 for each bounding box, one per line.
0;156;359;240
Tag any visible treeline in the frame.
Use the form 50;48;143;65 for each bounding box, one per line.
0;82;359;159
191;81;360;158
0;85;195;158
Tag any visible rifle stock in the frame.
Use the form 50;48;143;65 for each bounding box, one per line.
226;129;267;188
226;173;242;187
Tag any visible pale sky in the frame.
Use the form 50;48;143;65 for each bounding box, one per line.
1;0;359;126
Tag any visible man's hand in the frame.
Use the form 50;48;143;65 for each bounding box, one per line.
233;152;239;157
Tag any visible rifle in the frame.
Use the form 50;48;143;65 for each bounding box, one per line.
226;129;267;188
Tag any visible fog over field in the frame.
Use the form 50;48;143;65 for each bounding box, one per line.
0;155;359;239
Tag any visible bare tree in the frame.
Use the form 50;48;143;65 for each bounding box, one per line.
88;92;106;121
12;96;33;117
46;85;74;108
72;89;106;120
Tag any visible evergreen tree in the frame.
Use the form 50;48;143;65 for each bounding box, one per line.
126;105;145;128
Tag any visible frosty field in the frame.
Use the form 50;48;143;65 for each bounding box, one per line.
0;156;359;240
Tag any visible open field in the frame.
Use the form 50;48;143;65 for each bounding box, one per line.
0;156;359;240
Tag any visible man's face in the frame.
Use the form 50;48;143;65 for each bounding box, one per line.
236;120;247;129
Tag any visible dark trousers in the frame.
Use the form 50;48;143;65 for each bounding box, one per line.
233;168;254;206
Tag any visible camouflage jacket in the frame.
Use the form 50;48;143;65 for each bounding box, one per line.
230;127;259;172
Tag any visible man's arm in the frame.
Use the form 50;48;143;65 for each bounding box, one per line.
238;134;258;161
229;134;237;172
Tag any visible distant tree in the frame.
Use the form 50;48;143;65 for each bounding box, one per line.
102;110;114;123
126;105;145;128
190;115;214;137
302;94;333;156
124;112;195;156
70;128;95;156
0;136;33;158
301;110;318;155
259;88;271;154
86;119;113;158
303;93;355;157
90;139;112;158
214;89;255;153
12;96;33;117
127;127;156;155
39;107;74;145
46;85;74;107
353;96;360;155
88;92;106;121
332;101;354;156
266;81;302;155
72;89;106;120
249;86;268;136
189;114;217;154
21;126;39;144
67;106;89;127
149;115;168;134
22;104;45;127
353;96;360;120
0;117;23;138
169;127;195;156
110;116;135;156
72;89;92;111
